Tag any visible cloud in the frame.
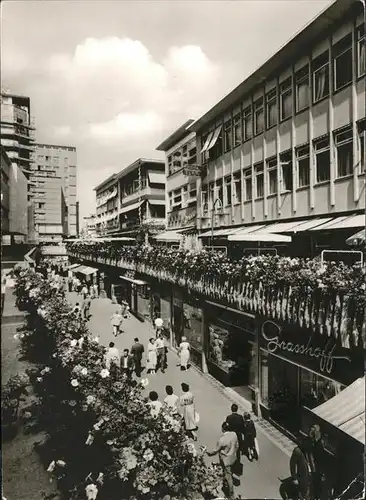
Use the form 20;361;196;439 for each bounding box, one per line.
53;125;72;138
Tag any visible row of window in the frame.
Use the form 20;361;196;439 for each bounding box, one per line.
168;140;197;176
201;26;365;160
201;126;365;205
168;182;197;210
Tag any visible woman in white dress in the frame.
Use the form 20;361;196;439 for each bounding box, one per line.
178;336;190;371
146;337;157;374
180;382;197;440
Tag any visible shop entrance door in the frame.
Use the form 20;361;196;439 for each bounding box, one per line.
172;304;183;349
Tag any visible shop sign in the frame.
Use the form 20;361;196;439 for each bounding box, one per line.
183;165;202;177
260;319;355;380
208;303;256;336
168;206;197;228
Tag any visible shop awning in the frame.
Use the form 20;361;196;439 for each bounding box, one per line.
310;214;365;231
67;263;81;270
148;199;165;206
309;377;365;445
200;131;214;153
199;225;261;238
119;201;144;215
284;217;333;233
346;229;365;247
207;125;222;151
228;232;291;243
76;266;98;276
148;172;165;185
119;275;149;286
155;230;183;242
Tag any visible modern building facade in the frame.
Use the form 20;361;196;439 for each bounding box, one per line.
31;143;77;240
82;214;97;239
156;120;201;249
189;0;365;257
95;159;166;237
1;92;36;243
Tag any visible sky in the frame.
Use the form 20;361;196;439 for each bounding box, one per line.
1;0;332;222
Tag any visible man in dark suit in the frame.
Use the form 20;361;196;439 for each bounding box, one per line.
130;338;144;377
290;437;315;500
120;348;134;378
226;404;244;460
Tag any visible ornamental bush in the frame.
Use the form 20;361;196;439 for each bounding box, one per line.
12;266;222;500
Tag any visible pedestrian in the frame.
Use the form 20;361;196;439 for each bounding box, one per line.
121;300;130;319
226;403;245;462
68;275;73;292
154;315;163;336
155;333;166;373
93;283;99;299
205;421;239;500
146;337;157;374
83;294;92;320
89;284;95;299
147;391;162;418
243;412;258;461
73;302;82;317
110;309;123;337
289;437;315;500
180;382;198;441
178;336;190;371
120;348;134;378
309;425;329;500
81;283;88;300
130;337;144;377
1;272;7;317
105;342;121;370
164;385;179;414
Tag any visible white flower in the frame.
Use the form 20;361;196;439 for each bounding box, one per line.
47;460;55;472
13;333;19;340
71;379;79;387
126;454;138;470
56;460;66;467
93;418;104;431
85;433;94;446
143;448;154;462
100;369;109;379
96;472;104;484
19;333;25;339
70;339;78;347
85;483;98;500
140;378;149;388
43;366;50;373
69;400;77;407
187;442;198;457
142;487;150;494
81;368;88;376
36;377;43;383
86;395;96;405
23;411;32;419
93;336;100;344
52;353;57;358
78;337;84;348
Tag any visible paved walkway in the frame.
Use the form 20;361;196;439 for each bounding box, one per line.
70;293;291;499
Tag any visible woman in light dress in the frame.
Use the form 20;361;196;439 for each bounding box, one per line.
180;383;197;440
178;336;190;371
146;337;157;374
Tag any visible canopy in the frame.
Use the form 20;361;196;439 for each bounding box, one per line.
228;232;291;243
199;225;264;238
149;199;165;206
67;263;81;270
310;213;365;231
119;275;149;286
75;266;98;276
346;229;365;247
310;377;365;445
155;230;183;242
119;200;144;215
148;172;165;185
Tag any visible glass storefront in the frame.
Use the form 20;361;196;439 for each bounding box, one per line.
183;303;203;353
137;288;150;321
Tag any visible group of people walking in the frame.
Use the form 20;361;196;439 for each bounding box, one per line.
69;277;99;299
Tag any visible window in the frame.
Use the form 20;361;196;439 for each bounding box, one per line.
45;156;51;162
359;121;366;172
201;187;208;212
312;51;329;102
233;172;242;203
335;128;353;178
233;113;242;147
267;158;277;195
38;203;45;209
314;136;330;182
280;151;293;191
266;89;277;129
295;65;309;112
254;98;264;135
357;25;365;77
243;105;253;141
280;77;292;120
216;179;223;206
224;176;232;206
244;169;252;201
333;34;352;90
208;182;215;205
224;119;232;152
296;145;310;187
255;163;264;198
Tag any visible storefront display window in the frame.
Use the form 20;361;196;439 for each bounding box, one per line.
160;295;172;341
137;288;150;321
183;303;203;352
300;368;344;409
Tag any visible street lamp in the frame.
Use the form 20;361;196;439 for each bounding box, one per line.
210;198;223;250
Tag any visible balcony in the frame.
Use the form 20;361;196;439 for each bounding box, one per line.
121;186;164;205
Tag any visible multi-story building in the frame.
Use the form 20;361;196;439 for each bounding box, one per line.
95;159;166;237
82;214;97;239
1;146;11;236
190;0;365;258
156;120;201;248
1;92;36;243
31;143;77;239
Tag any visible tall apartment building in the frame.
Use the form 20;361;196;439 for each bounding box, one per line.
31;143;77;240
82;214;97;239
95;159;166;237
156;120;201;248
189;0;365;257
1;92;36;243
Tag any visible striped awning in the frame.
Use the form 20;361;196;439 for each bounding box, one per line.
155;230;183;242
346;229;365;247
311;377;365;444
310;214;365;231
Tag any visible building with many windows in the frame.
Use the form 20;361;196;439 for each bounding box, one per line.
82;214;97;239
1;92;36;243
190;0;365;258
31;143;77;240
156;120;200;248
95;159;166;237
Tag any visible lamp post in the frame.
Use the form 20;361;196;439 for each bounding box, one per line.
210;198;223;250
